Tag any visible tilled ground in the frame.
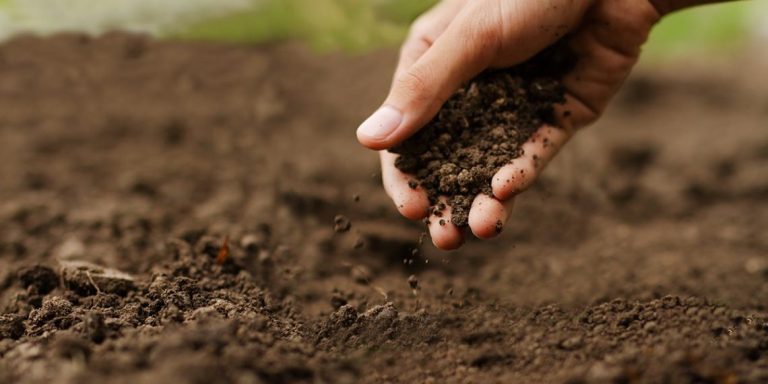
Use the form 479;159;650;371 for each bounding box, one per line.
0;33;767;383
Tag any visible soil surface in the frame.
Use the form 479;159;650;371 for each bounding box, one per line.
390;42;574;226
1;33;768;384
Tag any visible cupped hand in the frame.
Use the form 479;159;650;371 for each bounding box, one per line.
357;0;663;250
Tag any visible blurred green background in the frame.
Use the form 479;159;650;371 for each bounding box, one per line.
0;0;765;59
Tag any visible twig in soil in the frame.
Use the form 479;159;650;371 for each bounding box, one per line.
216;236;230;266
85;271;102;295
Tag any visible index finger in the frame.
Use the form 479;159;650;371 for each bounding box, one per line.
395;0;468;78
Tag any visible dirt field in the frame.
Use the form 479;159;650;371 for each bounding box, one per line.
1;33;767;383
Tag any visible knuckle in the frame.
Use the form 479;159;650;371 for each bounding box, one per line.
395;68;432;103
461;1;502;53
399;36;430;58
408;16;432;38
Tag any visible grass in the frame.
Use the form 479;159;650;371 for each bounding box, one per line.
171;0;435;51
0;0;761;57
174;0;760;59
644;2;753;59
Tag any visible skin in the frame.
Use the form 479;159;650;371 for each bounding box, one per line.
357;0;727;250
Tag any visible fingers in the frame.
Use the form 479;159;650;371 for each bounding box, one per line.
559;1;659;128
468;194;514;239
380;149;515;246
492;125;571;201
427;197;464;250
380;151;463;250
380;151;430;220
395;0;468;78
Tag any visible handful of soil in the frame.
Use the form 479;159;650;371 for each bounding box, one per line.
389;41;575;227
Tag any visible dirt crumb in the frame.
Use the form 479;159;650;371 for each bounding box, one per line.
407;275;419;290
29;296;73;326
334;214;352;233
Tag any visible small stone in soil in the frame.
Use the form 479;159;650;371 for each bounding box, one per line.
353;237;365;250
333;214;351;233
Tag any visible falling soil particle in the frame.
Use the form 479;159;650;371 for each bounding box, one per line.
390;40;575;227
353;236;365;250
334;214;352;233
351;265;372;285
407;275;419;290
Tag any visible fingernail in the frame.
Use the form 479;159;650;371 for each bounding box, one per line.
357;105;402;141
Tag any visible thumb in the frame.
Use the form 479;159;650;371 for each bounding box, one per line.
356;4;500;150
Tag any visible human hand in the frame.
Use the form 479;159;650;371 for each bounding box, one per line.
357;0;665;249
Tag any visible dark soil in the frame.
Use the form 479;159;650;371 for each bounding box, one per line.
390;42;574;226
1;33;768;383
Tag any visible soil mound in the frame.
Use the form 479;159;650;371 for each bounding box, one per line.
1;33;767;383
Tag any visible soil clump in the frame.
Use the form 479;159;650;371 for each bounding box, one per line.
390;42;575;226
